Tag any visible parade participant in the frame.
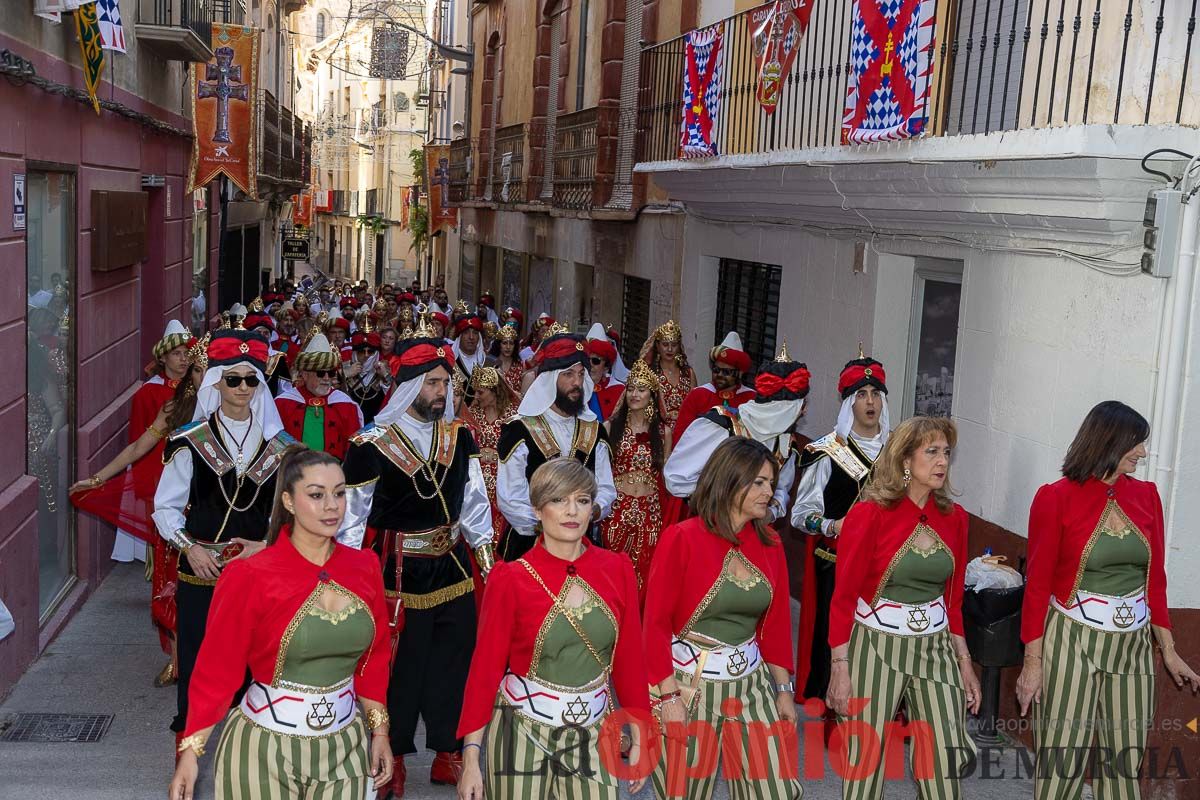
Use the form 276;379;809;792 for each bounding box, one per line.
1016;401;1198;800
152;329;297;752
490;323;525;396
521;312;555;364
671;330;753;440
600;359;669;596
379;326;401;373
273;308;300;367
169;449;393;800
791;352;890;704
497;328;618;561
339;321;495;797
663;346;808;526
606;324;631;383
457;459;651;800
826;416;980;800
329;316;352;356
243;306;291;392
477;291;499;325
499;306;524;340
639;321;696;431
344;332;392;424
111;320;194;563
274;333;364;459
396;291;418;322
340;297;360;331
430;286;453;317
452;311;491;380
430;311;451;341
72;334;207;688
643;437;800;800
465;367;518;548
585;323;625;422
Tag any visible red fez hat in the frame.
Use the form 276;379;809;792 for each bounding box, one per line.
339;297;358;309
454;315;484;336
206;330;269;372
396;292;417;304
432;311;450;328
838;358;888;398
585;338;618;365
535;333;588;374
331;317;351;332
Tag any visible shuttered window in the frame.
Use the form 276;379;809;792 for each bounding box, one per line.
715;258;781;370
620;275;651;364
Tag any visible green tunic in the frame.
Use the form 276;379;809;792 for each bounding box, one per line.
212;595;375;800
530;578;617;687
688;553;772;645
879;543;954;604
1078;525;1149;596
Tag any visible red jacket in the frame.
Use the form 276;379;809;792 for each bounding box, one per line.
1021;475;1170;643
275;384;364;460
643;517;794;685
457;540;649;736
671;383;755;442
184;530;391;736
129;376;178;499
593;376;626;421
830;496;969;649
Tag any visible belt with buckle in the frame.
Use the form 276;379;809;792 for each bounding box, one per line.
1053;588;1148;633
671;635;762;681
855;595;948;636
239;678;358;737
500;671;610;728
383;523;461;558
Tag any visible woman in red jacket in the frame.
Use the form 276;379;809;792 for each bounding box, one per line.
169;448;393;800
826;416;980;800
1016;401;1198;800
643;437;800;800
457;459;651;800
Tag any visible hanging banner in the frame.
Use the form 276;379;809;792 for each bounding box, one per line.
74;2;104;114
188;24;260;197
841;0;936;144
749;0;815;114
679;25;723;159
424;144;457;232
400;187;410;230
96;0;126;53
291;192;313;226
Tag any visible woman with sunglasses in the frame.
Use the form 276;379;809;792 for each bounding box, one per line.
152;329;298;760
275;332;365;459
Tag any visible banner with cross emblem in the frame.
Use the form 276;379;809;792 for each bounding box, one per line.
678;25;724;159
841;0;937;144
188;24;261;197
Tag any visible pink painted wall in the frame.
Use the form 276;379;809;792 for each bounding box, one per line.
0;32;219;697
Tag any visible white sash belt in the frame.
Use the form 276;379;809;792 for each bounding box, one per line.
500;671;610;728
671;636;762;681
855;595;949;636
1053;588;1148;633
239;679;359;737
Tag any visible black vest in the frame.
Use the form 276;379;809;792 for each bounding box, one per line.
799;436;877;532
497;414;608;480
342;420;477;595
162;417;293;576
702;406;796;466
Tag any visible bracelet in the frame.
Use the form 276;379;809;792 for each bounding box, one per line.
957;653;973;662
1024;654;1042;661
166;528;197;552
366;707;390;731
86;476;104;488
147;424;169;440
658;689;681;701
831;656;849;665
462;742;482;753
176;733;207;757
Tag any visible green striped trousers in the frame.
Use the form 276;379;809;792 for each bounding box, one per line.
1034;609;1154;800
839;623;972;800
211;708;372;800
650;663;802;800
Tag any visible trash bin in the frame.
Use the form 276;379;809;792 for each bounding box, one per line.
962;584;1024;745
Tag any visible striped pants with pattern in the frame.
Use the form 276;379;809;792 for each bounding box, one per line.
650;664;802;800
484;704;620;800
839;624;972;800
1034;609;1155;800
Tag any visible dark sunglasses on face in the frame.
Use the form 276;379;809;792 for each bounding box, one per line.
712;366;740;377
364;347;378;355
223;374;261;388
313;369;337;379
589;357;606;366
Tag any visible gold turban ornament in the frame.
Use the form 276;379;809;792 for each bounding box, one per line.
471;366;501;390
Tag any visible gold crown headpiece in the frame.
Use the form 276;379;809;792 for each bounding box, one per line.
248;296;265;313
413;307;435;339
655;319;682;342
544;321;571;338
454;299;471;316
471;366;501;389
189;333;212;372
626;359;660;391
497;323;519;342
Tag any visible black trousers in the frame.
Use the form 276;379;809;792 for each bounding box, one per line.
387;591;477;754
802;552;838;702
172;578;250;733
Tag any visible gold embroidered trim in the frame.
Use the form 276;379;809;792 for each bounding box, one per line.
872;523;953;605
274;675;354;694
307;601;364;624
681;549;772;636
178;572;218;587
272;581;374;686
1069;499;1152;603
399;578;475;609
527;574;617;677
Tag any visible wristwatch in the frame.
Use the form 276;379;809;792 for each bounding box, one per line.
774;681;795;695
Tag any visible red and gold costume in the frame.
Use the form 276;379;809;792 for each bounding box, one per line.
466;402;509;546
657;367;694;432
274;384;363;460
458;540;649;800
601;423;665;592
499;360;524;395
184;529;391;799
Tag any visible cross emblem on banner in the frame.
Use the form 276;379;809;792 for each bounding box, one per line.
199;47;249;144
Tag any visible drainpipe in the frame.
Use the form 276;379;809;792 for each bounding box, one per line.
576;0;589;110
1153;156;1200;553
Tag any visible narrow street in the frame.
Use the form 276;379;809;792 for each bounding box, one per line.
1;566;1031;800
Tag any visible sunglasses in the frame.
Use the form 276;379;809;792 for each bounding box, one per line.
364;347;378;355
589;357;606;366
712;366;740;377
312;369;337;379
223;374;261;388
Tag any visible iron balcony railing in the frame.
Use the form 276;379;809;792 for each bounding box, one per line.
490;123;528;203
257;91;310;187
554;107;617;210
449;136;475;203
637;0;1200;162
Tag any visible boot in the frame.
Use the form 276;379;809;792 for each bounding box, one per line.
154;661;177;688
380;754;405;800
430;751;463;785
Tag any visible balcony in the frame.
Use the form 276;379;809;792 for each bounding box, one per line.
135;0;213;63
257;91;311;191
209;0;246;23
553;107;617;211
636;0;1200;164
489;123;528;203
449;137;475;203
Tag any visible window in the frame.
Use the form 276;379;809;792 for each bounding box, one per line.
315;11;327;40
715;258;781;371
620;275;651;365
25;171;76;619
501;249;525;311
905;259;963;418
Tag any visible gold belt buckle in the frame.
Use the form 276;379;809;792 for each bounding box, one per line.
1112;602;1135;629
430;526;451;554
906;607;931;633
306;697;336;731
726;647;748;676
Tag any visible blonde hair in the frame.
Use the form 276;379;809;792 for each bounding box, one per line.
529;459;597;510
862;416;958;514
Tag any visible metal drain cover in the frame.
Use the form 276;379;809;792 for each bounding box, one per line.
0;713;113;743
